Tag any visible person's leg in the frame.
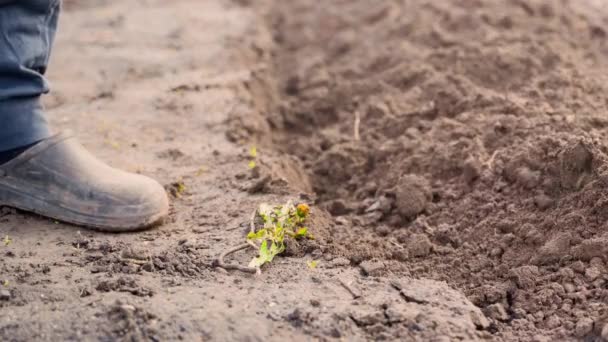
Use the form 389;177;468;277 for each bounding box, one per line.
0;0;169;231
0;0;59;153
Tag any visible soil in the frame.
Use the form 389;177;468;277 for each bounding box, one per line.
2;0;608;341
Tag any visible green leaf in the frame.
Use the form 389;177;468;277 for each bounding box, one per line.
269;242;284;261
248;160;256;169
307;260;318;269
247;229;267;241
249;240;272;268
295;227;308;238
249;146;257;158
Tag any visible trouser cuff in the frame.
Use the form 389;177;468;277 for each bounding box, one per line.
0;96;51;152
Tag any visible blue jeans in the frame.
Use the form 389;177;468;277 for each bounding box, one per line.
0;0;60;152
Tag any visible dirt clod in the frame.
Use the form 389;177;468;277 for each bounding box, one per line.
359;260;385;277
575;317;594;337
486;303;510;322
394;175;431;219
407;234;433;258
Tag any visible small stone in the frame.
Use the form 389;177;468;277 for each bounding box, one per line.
585;266;601;281
574;317;594;337
486;303;509;321
359;260;384;276
0;289;10;300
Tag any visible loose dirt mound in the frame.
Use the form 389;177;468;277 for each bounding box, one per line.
250;0;608;340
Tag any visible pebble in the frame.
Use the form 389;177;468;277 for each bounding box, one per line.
0;289;10;300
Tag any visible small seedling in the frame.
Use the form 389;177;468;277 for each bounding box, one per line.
307;260;318;269
246;201;311;269
2;280;8;287
3;235;11;246
247;146;258;169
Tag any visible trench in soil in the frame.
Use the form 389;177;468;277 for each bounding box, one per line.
243;0;608;339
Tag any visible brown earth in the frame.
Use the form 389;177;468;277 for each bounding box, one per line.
2;0;608;341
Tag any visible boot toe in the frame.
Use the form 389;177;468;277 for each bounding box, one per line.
0;133;171;231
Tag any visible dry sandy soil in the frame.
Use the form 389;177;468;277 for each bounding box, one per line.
2;0;608;341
